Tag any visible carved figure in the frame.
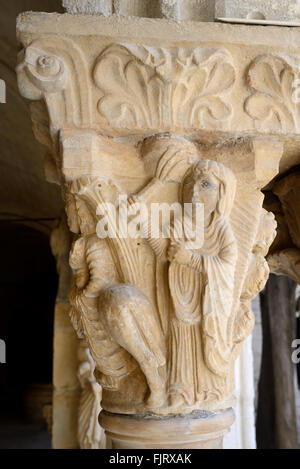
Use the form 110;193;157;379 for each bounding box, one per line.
68;183;166;409
133;142;238;406
233;209;277;351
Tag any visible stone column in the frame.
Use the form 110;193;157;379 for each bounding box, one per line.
17;11;297;449
257;275;298;449
261;169;300;448
50;215;80;449
224;335;256;449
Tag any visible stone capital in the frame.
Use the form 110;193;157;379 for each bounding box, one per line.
17;12;293;449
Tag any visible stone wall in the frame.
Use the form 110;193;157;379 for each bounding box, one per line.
62;0;216;21
63;1;300;21
217;0;300;21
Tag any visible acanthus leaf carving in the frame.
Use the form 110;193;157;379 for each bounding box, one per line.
93;44;235;130
245;54;300;133
268;248;300;285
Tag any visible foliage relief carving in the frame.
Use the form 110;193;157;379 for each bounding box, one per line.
93;44;235;130
246;54;300;133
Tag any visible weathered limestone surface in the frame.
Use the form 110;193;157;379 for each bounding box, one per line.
17;12;300;448
63;0;216;21
63;1;300;21
63;0;113;15
217;0;300;21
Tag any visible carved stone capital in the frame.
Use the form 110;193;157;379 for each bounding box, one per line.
17;12;289;449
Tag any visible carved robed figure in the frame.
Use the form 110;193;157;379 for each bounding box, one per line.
66;135;259;416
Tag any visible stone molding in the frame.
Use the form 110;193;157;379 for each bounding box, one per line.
16;13;300;142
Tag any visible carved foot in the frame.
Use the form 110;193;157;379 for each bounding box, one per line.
168;391;187;409
146;389;166;409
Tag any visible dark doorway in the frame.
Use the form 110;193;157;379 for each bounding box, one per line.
0;222;58;448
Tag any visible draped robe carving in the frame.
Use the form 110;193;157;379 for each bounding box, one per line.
65;135;276;416
132;153;238;406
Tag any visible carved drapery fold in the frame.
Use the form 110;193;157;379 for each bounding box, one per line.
59;133;279;416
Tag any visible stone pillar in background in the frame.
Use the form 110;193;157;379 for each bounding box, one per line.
224;336;256;449
50;215;80;449
258;275;298;449
260;167;300;449
62;0;113;15
17;8;300;449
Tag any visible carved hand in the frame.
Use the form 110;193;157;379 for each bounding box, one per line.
167;242;193;266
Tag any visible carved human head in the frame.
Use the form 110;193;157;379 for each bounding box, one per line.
182;159;236;220
253;209;277;256
66;178;97;235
